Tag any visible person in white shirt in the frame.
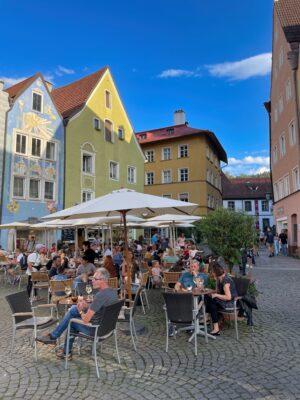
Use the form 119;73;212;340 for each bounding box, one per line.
103;245;112;257
27;244;44;297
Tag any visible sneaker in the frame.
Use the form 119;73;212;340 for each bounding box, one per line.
56;349;72;360
168;324;177;337
36;334;57;345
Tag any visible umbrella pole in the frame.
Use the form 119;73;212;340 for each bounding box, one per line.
14;228;17;252
109;225;112;248
121;210;132;301
75;228;78;256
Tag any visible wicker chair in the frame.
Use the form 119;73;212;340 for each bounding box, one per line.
31;271;50;303
162;272;181;290
139;272;150;314
108;277;119;289
5;291;57;360
49;278;73;303
65;299;124;378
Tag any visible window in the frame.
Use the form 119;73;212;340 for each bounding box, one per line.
13;177;24;197
274;105;278;123
279;96;284;114
162;194;171;199
145;150;154;162
46;142;55;160
274;183;279;202
16;134;27;154
32;92;42;112
289;121;296;146
179;168;188;182
109;161;119;180
31;138;41;157
162;170;171;184
261;200;269;212
292;167;300;191
278;179;284;199
228;201;235;211
105;120;113;143
283;175;290;197
273;144;278;164
179;192;189;202
29;179;40;199
82;191;93;202
280;135;286;156
145;172;154;185
118;127;125;140
244;201;252;212
44;181;54;200
127;166;136;184
274;63;278;80
162;147;171;161
206;145;210;159
206;169;210;182
94;118;100;130
179;145;188;158
105;90;112;109
82;154;93;174
286;79;292;101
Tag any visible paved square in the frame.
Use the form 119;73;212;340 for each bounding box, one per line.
0;250;300;399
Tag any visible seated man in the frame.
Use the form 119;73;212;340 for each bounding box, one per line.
175;260;206;291
36;268;118;359
48;255;62;279
73;255;96;287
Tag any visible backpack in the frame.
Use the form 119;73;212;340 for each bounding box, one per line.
20;254;28;270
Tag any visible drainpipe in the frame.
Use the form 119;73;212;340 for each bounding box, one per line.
264;101;273;201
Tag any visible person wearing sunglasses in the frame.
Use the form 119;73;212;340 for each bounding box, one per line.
36;267;118;359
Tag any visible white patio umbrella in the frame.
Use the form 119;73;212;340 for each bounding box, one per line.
42;188;198;298
0;222;31;251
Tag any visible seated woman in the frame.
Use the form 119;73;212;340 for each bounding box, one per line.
206;262;237;336
103;255;117;278
163;248;179;265
151;260;162;288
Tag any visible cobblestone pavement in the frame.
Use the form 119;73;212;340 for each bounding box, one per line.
0;249;300;400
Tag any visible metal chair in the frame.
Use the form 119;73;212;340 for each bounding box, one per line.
118;286;142;351
139;272;150;313
218;277;251;340
5;291;57;360
162;292;199;355
65;299;124;379
31;271;50;303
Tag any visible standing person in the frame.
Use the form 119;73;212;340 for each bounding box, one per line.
273;233;280;256
26;244;44;298
36;268;118;359
177;233;186;249
82;241;96;264
265;228;274;257
259;230;265;247
279;229;288;256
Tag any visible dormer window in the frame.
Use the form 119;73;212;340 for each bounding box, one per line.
166;128;174;135
140;134;147;140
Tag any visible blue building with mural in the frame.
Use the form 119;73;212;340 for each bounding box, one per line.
0;73;64;249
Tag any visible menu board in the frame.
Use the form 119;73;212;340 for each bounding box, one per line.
62;229;75;242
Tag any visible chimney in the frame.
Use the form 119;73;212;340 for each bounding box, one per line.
0;80;4;91
174;109;186;126
45;81;53;92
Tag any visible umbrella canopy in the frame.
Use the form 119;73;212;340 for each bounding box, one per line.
0;222;31;229
146;213;201;223
41;188;198;220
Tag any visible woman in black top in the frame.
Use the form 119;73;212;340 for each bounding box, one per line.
206;262;237;336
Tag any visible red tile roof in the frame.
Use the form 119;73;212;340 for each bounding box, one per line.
136;124;227;162
275;0;300;42
5;74;39;102
222;174;272;200
52;67;108;119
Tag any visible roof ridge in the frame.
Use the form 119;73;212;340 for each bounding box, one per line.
136;124;212;135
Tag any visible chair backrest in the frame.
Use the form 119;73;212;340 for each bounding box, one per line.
132;286;142;317
76;282;97;296
108;277;118;289
96;300;124;337
50;278;73;293
31;271;49;282
5;291;32;323
232;277;251;297
140;272;149;287
162;292;194;323
163;272;181;284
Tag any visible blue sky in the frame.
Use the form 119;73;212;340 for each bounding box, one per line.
0;0;273;175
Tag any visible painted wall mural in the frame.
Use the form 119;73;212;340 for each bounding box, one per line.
1;76;64;248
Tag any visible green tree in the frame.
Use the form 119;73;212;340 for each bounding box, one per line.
196;208;258;272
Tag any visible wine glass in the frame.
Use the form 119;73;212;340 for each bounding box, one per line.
65;285;72;299
86;284;92;301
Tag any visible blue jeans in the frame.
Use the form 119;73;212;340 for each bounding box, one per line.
51;305;95;354
274;240;279;256
281;243;288;256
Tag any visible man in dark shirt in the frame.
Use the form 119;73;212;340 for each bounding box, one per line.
279;230;288;256
48;255;61;279
82;241;96;264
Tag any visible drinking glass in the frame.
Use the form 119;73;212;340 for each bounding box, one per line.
65;286;72;297
86;284;92;301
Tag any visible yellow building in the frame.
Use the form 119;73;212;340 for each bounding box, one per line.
53;67;145;208
136;111;227;215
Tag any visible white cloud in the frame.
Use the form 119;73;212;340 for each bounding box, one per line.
224;155;270;176
206;53;272;80
55;65;75;76
158;68;201;78
44;73;55;83
0;76;28;87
